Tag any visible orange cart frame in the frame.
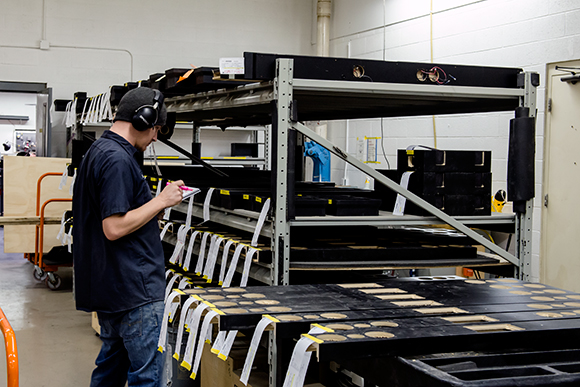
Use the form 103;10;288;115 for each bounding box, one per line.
0;307;18;387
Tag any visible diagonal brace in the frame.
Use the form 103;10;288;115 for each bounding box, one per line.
291;121;518;266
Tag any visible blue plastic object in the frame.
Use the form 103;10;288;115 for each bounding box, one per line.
304;141;331;182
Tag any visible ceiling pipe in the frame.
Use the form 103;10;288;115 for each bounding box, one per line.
316;0;331;57
315;0;331;141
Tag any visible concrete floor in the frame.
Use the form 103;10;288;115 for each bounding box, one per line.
0;227;101;386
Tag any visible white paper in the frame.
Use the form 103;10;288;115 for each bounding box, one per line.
219;57;245;75
240;248;258;288
240;317;274;385
203;188;215;223
222;244;246;288
251;198;270;247
393;171;414;216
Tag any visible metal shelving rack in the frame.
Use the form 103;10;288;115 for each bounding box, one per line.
165;58;537;285
165;58;537;387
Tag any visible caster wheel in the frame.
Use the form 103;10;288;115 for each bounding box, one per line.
33;268;47;281
46;273;62;290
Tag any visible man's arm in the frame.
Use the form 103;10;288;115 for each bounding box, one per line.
102;180;184;241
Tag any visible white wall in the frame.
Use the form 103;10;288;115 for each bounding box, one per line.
0;0;315;100
327;0;580;282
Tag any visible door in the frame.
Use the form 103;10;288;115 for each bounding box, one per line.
541;60;580;292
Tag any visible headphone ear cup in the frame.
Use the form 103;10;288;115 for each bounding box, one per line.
132;106;157;131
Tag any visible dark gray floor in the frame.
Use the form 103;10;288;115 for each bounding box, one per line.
0;226;101;386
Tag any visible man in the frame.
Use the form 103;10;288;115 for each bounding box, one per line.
73;87;184;386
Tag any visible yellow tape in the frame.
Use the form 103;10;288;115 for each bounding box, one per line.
218;353;227;361
202;300;216;308
220;190;230;195
328;199;332;204
201;157;214;160
311;323;334;333
152;185;157;189
255;197;262;203
190;372;197;380
263;314;280;323
157;346;164;353
192;295;203;301
202;275;208;280
224;157;247;159
172;353;179;361
211;348;220;354
151;177;158;182
218;281;223;286
406;150;415;155
175;289;186;295
212;308;225;315
181;361;191;371
302;334;323;344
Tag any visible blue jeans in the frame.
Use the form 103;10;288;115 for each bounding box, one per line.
91;301;165;387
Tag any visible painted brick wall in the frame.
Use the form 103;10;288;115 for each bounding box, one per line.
327;0;580;281
0;0;315;100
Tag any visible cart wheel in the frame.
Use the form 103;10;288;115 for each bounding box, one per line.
33;268;47;281
46;273;62;290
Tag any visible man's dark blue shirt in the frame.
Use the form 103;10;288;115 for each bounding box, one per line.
72;130;164;313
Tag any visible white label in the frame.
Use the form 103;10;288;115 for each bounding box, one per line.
219;57;245;75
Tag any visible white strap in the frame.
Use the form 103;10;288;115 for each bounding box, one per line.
194;232;211;275
155;178;163;197
240;247;258;288
165;269;174;280
203;237;224;282
159;222;172;241
218;240;236;286
203;188;215;223
56;211;67;244
190;310;219;379
222;244;245;288
80;98;89;125
66;226;73;253
282;326;326;387
240;316;275;385
58;166;68;190
169;225;188;264
211;331;227;355
180;302;210;371
63;101;72;126
157;290;182;353
217;330;238;360
393;171;414;216
173;297;198;361
182;231;200;271
185;195;194;229
178;277;191;290
251;198;270;247
69;168;76;196
165;273;181;299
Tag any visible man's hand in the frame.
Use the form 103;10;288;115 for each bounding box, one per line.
159;180;184;208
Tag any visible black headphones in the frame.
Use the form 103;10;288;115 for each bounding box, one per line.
132;89;164;131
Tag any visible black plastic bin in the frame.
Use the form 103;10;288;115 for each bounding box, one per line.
326;195;382;216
